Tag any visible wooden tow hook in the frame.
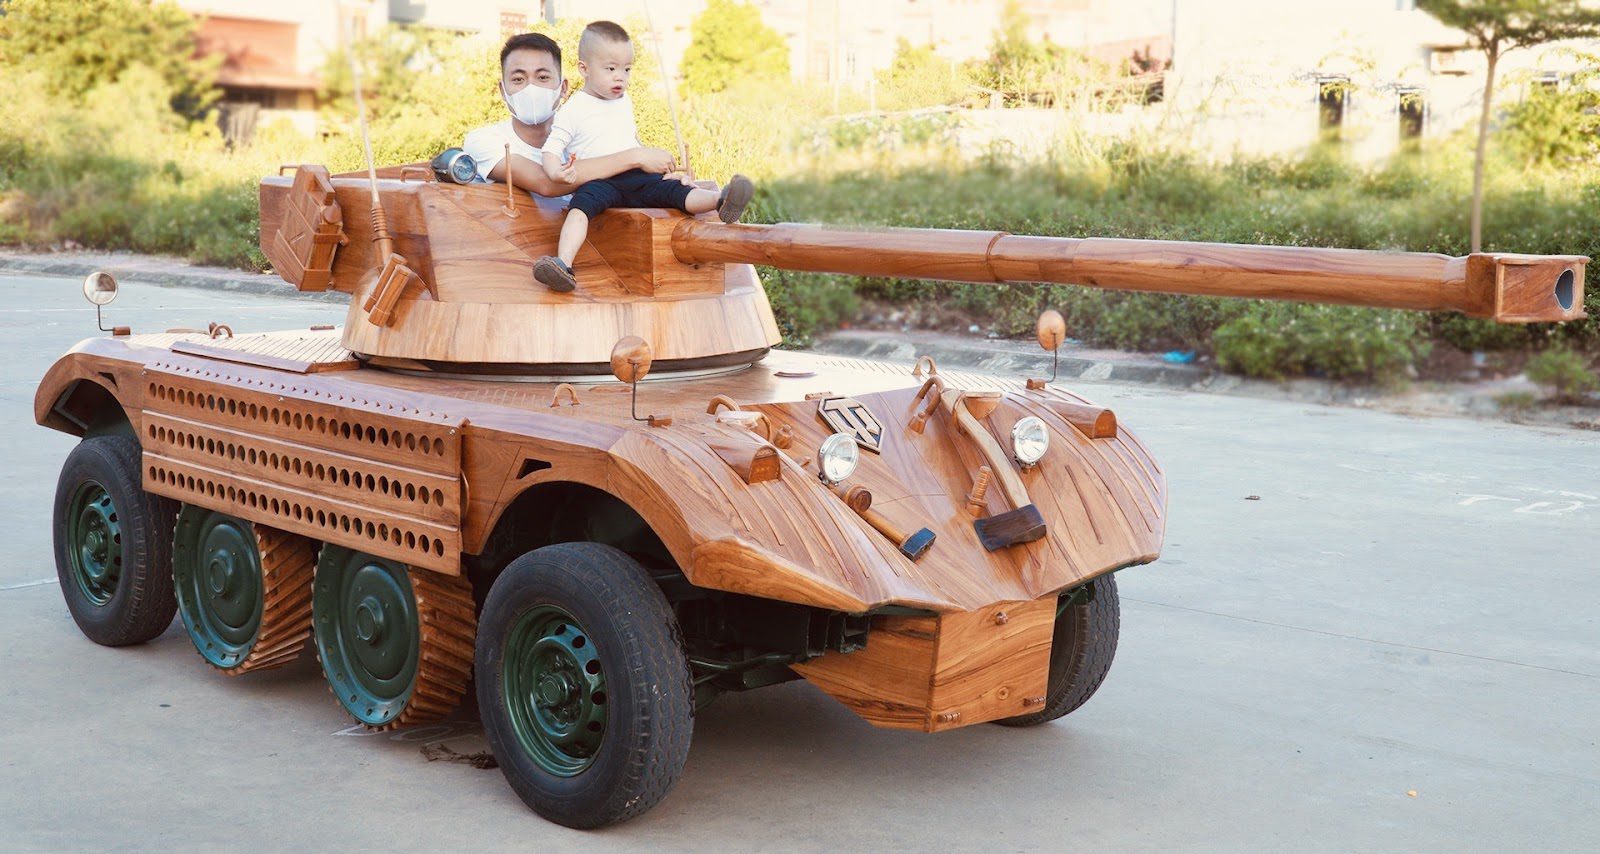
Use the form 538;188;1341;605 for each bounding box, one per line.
912;355;938;378
708;396;792;449
909;375;946;434
549;384;579;408
836;485;936;561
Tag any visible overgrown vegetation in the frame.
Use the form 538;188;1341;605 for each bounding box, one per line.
0;1;1595;384
1525;346;1599;402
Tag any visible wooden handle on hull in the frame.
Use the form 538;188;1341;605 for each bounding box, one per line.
671;220;1587;324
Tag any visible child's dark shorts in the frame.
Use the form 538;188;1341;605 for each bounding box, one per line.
568;169;694;218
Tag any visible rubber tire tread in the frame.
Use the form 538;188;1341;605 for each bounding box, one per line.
52;435;179;646
476;542;693;829
993;574;1120;727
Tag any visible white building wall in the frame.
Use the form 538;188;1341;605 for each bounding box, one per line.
1165;0;1599;160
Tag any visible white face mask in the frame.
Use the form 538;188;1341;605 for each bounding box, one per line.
502;81;561;125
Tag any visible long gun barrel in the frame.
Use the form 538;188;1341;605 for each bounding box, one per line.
672;220;1586;324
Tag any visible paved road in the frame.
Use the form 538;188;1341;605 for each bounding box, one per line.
2;273;1596;853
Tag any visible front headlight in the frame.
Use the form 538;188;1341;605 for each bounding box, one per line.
431;147;478;184
1011;416;1049;466
817;433;860;484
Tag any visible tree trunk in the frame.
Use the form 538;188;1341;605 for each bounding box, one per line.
1471;45;1499;253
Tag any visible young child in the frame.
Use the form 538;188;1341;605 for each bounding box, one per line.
534;20;753;293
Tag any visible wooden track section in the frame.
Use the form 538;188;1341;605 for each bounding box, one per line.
377;568;477;731
223;524;316;675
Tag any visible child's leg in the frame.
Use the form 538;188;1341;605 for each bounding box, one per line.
635;173;753;223
534;180;617;292
556;209;589;266
683;189;719;214
683;174;753;223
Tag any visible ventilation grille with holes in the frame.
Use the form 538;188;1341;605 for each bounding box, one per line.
139;359;465;573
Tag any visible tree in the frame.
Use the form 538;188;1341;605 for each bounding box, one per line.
975;0;1103;108
875;38;973;110
1416;0;1600;251
0;0;219;121
679;0;789;96
1501;54;1600;166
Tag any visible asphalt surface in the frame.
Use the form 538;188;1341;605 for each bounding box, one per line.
1;267;1596;853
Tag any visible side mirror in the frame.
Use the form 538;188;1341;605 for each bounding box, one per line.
1028;310;1067;389
1036;310;1066;352
610;336;654;384
612;336;670;426
83;271;119;306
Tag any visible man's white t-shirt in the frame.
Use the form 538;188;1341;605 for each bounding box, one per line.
541;91;638;163
462;119;543;181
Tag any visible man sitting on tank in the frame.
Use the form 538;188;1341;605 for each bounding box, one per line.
462;32;678;198
530;21;753;293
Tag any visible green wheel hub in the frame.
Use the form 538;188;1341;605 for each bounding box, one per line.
66;481;122;606
314;546;420;726
504;604;608;776
173;508;267;668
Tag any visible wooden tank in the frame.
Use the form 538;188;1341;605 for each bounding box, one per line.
34;162;1587;829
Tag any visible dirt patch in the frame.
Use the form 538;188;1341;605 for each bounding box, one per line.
1413;343;1531;384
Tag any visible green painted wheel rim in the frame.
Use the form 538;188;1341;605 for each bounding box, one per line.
314;546;420;725
173;508;264;668
504;604;608;777
66;481;122;607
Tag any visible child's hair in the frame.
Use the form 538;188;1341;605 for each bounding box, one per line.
578;20;631;60
500;32;561;73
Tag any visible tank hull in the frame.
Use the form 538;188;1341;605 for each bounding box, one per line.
37;328;1161;729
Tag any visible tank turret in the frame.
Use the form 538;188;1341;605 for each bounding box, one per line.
260;164;1585;375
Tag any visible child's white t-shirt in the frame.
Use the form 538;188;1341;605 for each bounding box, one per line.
541;91;638;162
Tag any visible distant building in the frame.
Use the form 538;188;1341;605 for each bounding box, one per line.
175;0;1598;159
1163;0;1599;160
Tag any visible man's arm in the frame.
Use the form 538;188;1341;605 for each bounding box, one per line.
487;146;676;196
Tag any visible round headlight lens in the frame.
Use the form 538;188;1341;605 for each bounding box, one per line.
431;147;478;184
1012;416;1049;465
817;433;860;484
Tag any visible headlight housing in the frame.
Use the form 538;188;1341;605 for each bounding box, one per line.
1011;416;1049;466
817;433;860;484
431;147;478;184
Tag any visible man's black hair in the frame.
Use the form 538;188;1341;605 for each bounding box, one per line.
500;32;561;72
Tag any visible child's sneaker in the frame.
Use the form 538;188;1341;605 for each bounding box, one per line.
533;256;576;292
716;174;754;224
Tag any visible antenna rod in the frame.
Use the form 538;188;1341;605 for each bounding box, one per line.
642;0;690;173
346;26;394;259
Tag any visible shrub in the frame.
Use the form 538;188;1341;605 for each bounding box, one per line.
1525;347;1599;403
1214;303;1427;382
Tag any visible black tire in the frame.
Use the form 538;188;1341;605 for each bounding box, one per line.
994;573;1120;727
52;435;179;646
476;543;693;828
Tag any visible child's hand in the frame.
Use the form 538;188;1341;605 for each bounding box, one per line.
665;169;696;186
555;153;577;183
635;147;676;174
